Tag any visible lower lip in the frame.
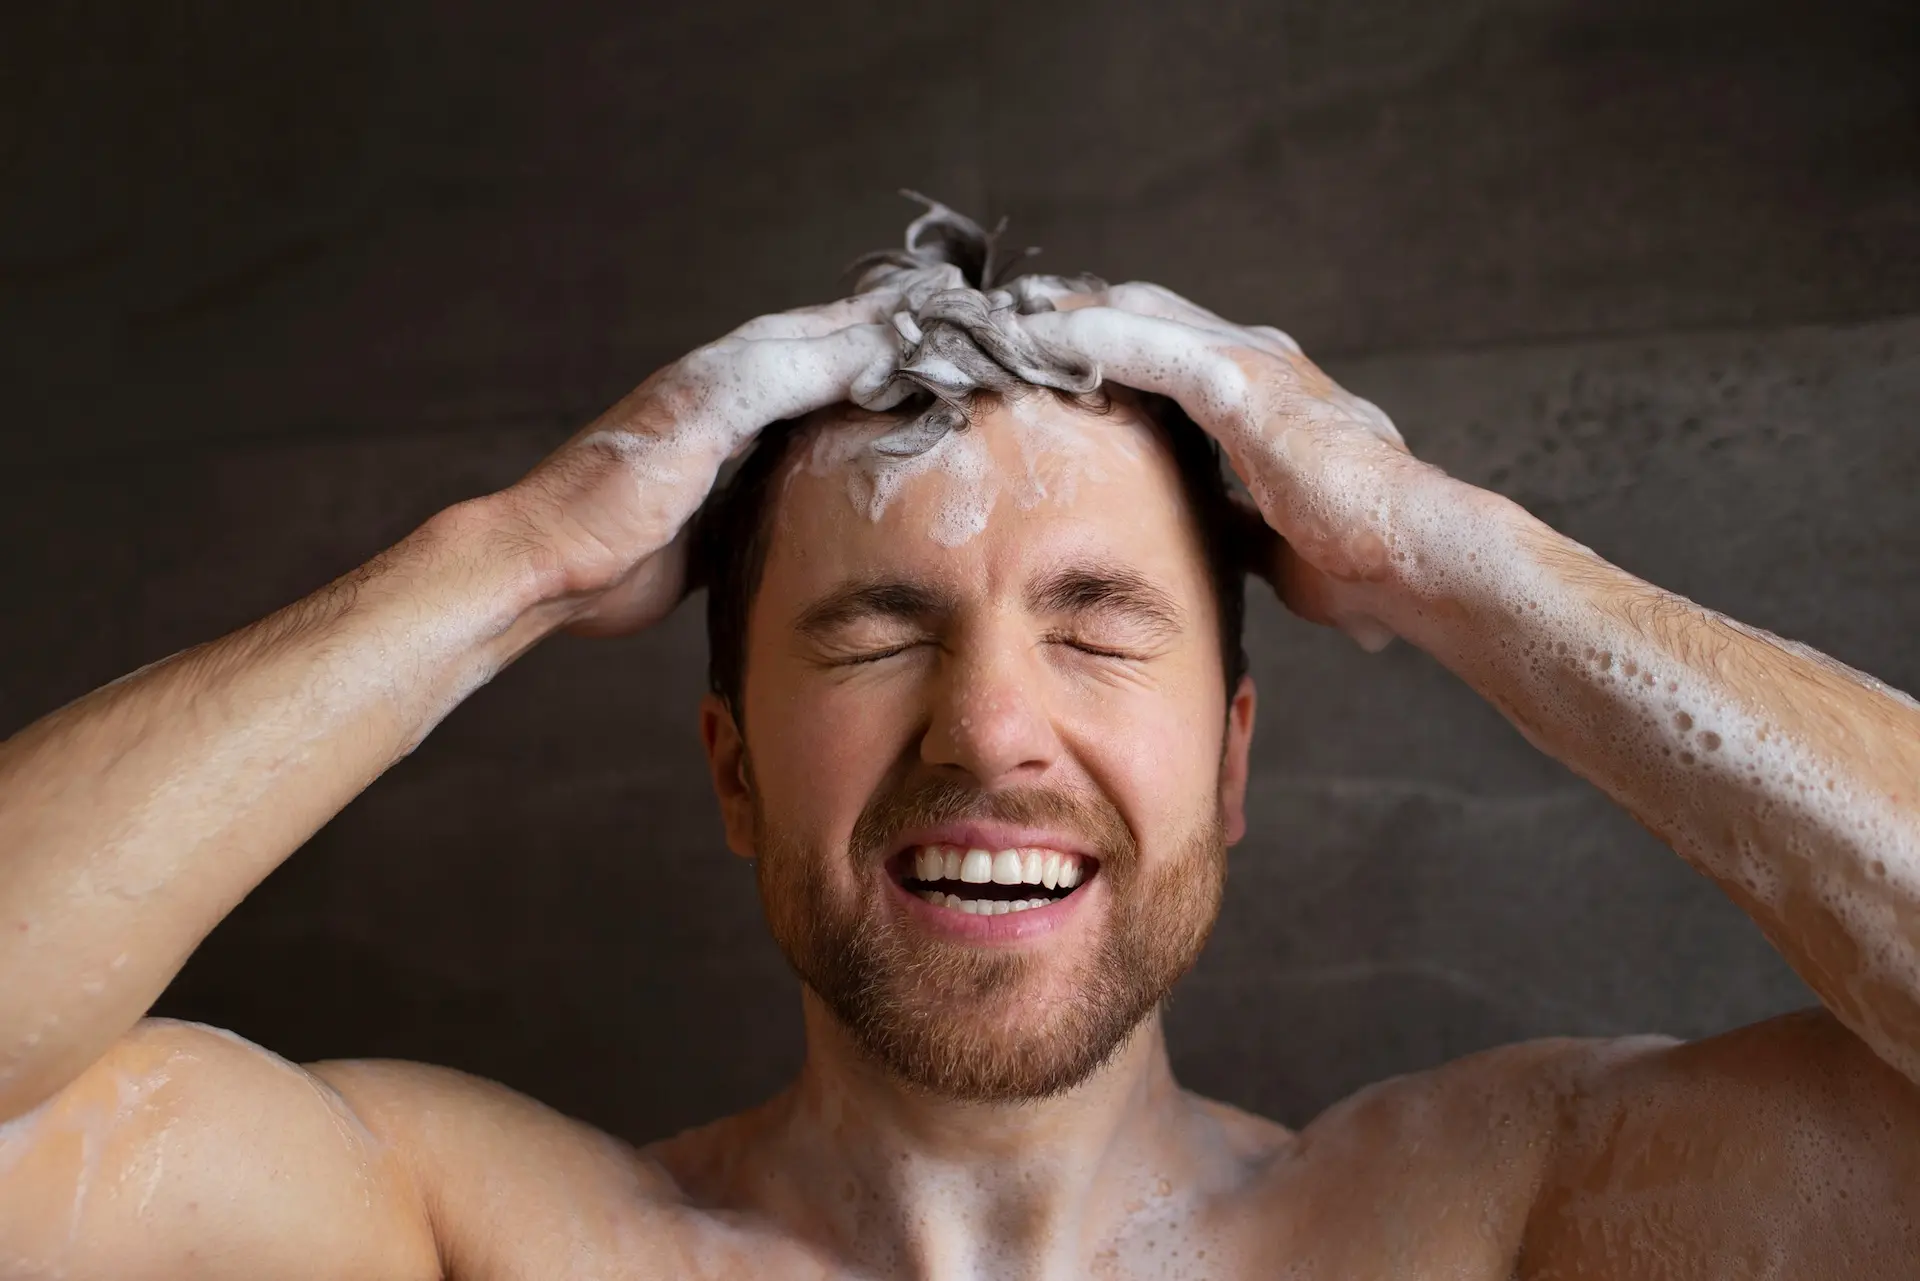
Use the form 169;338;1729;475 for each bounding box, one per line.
886;873;1095;943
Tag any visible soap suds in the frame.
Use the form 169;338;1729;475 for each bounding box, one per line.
800;390;1153;548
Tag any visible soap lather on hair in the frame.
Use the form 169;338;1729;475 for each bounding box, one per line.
847;191;1110;457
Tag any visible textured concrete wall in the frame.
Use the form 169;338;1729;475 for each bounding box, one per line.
2;0;1915;1139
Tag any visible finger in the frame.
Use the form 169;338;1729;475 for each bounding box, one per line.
1228;500;1361;638
1105;281;1239;329
723;289;907;342
1276;545;1398;652
565;530;692;638
1020;306;1250;423
1046;281;1223;331
1008;274;1095;311
1273;541;1337;628
1343;391;1407;451
1227;492;1285;590
1097;282;1299;360
1247;324;1303;356
673;322;899;444
573;322;896;519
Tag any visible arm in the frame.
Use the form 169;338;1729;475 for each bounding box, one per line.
1360;481;1920;1084
0;498;556;1120
0;296;898;1274
1025;285;1920;1084
0;1019;444;1281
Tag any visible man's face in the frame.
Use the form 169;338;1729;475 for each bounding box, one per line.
701;391;1255;1101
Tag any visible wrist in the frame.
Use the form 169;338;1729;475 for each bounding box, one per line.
390;494;582;678
1367;477;1571;652
1340;473;1538;647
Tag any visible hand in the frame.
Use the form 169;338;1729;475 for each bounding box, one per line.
497;294;902;636
1022;282;1438;650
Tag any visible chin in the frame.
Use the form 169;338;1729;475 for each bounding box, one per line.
800;932;1164;1103
852;1001;1147;1104
753;789;1227;1102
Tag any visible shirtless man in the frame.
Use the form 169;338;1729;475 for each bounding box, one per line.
2;199;1916;1278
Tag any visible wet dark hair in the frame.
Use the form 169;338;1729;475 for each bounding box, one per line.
690;198;1249;717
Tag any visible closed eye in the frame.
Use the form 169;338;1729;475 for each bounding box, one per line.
1029;566;1183;663
828;640;930;666
1049;634;1150;662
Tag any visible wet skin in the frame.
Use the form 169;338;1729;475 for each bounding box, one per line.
1;286;1917;1278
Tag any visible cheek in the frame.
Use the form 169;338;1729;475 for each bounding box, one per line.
746;670;914;845
1059;674;1227;840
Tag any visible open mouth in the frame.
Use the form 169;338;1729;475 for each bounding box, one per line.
889;844;1098;916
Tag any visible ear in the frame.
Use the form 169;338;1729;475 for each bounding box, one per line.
1218;674;1257;846
699;693;758;859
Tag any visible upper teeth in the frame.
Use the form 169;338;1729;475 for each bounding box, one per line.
911;845;1086;890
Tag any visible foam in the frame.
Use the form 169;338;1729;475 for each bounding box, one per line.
977;252;1920;1083
1359;488;1920;1079
800;391;1154;548
1010;296;1421;654
0;1034;180;1264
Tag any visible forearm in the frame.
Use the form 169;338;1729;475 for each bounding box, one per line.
1371;480;1920;1080
0;494;566;1119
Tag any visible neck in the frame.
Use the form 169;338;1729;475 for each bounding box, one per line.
748;990;1209;1278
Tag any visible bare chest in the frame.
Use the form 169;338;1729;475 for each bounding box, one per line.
452;1143;1536;1281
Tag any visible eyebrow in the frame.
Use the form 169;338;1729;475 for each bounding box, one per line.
1025;564;1185;633
794;580;958;638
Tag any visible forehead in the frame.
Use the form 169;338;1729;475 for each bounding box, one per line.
758;392;1211;608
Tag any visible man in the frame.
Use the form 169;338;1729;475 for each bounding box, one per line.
1;197;1916;1278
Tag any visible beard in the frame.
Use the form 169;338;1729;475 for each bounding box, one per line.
753;772;1227;1103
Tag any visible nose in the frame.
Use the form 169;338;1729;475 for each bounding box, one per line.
921;620;1060;786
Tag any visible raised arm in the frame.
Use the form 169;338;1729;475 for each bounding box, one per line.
1357;477;1920;1080
1025;285;1920;1086
0;499;551;1121
0;297;898;1276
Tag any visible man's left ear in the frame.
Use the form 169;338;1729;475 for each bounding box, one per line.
1220;675;1257;846
699;693;758;860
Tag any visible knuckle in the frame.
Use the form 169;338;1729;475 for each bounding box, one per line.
1109;281;1167;309
650;379;707;427
678;338;733;376
727;314;787;341
1252;324;1302;354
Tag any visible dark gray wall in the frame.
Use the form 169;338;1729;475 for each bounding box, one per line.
2;0;1915;1141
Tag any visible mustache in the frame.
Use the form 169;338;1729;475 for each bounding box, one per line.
847;774;1137;869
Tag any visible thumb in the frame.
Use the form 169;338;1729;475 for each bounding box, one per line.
1276;546;1398;653
1234;494;1396;651
1231;493;1337;629
564;526;694;639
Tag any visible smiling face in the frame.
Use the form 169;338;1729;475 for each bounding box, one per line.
700;391;1256;1101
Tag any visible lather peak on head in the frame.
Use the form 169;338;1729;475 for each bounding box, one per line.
846;191;1111;457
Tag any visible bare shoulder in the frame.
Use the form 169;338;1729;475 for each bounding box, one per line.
1189;1016;1920;1278
321;1057;843;1278
1271;1013;1920;1277
0;1018;734;1281
1518;1008;1920;1279
0;1018;441;1281
1177;1036;1630;1276
1280;1031;1641;1183
310;1051;681;1207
